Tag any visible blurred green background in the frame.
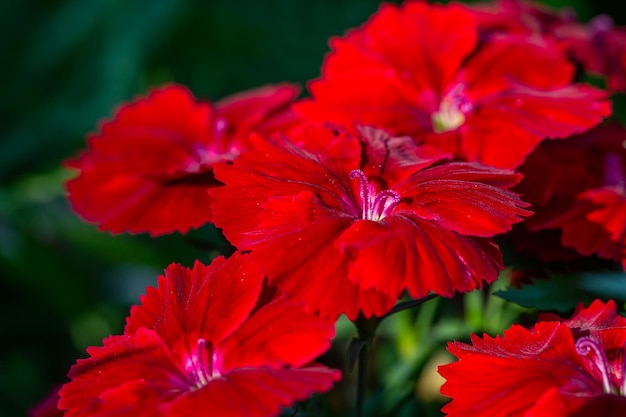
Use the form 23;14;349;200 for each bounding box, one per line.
0;0;619;416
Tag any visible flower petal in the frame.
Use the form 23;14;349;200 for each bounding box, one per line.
59;328;182;417
440;322;594;417
125;255;264;354
339;216;503;298
541;189;626;263
162;367;341;417
395;162;531;237
460;86;611;169
217;296;335;371
465;35;575;96
214;83;302;142
528;387;626;417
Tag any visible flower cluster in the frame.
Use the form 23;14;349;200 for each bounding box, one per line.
47;1;626;416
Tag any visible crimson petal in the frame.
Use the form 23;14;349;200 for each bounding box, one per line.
440;323;592;417
162;367;341;417
126;254;264;356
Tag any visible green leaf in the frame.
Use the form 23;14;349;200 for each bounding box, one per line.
495;271;626;313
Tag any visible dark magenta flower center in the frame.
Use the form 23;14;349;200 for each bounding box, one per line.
185;338;220;389
576;337;625;396
350;169;400;221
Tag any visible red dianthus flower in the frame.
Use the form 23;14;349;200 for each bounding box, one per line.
439;299;626;417
209;126;531;320
470;0;626;93
565;15;626;93
58;253;340;417
65;83;300;236
295;2;610;169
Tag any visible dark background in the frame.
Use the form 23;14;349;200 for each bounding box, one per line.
0;1;620;416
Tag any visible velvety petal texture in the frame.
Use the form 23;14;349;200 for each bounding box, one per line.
440;300;626;417
210;126;530;319
295;2;610;169
66;83;299;236
59;253;340;417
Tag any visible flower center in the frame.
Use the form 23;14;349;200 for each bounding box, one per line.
350;169;400;221
575;337;625;396
185;338;219;389
431;83;472;134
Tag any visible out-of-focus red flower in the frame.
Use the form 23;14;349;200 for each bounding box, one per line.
58;253;340;417
440;299;626;417
549;188;626;268
209;126;531;320
562;15;626;93
468;0;578;38
470;1;626;93
295;2;610;169
516;123;626;266
65;83;300;236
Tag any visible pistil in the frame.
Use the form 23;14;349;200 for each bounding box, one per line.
186;338;217;389
576;337;615;395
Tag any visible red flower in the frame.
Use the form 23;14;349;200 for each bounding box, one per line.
295;2;610;169
209;126;531;320
470;1;626;93
58;253;340;417
66;83;300;236
517;123;626;266
439;299;626;417
558;15;626;93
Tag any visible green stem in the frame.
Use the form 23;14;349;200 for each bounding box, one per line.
380;293;438;320
351;315;379;417
350;295;438;416
356;341;368;417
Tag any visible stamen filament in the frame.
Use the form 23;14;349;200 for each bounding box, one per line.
350;170;371;220
371;190;400;220
350;170;400;221
620;344;626;397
